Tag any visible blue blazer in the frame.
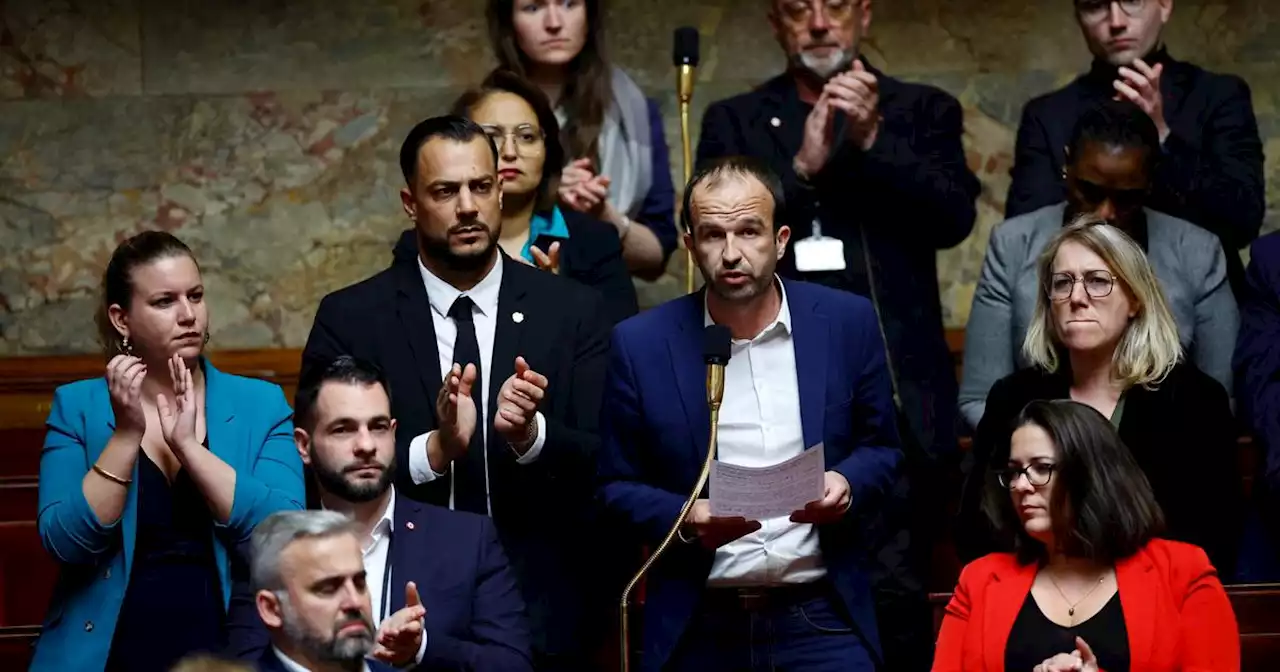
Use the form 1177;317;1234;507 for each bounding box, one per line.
31;360;306;672
597;280;904;671
228;492;534;672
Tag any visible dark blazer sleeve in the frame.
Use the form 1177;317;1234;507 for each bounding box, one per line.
1172;370;1243;578
301;292;353;379
562;213;639;326
832;303;905;513
222;540;272;661
597;327;689;545
636;98;678;263
1235;236;1280;491
1155;75;1265;250
534;289;612;477
419;518;533;672
844;88;980;249
955;374;1024;562
1005;98;1062;218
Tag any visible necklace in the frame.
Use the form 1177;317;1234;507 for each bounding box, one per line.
1045;569;1110;621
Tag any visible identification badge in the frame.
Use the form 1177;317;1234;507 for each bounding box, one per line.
793;217;846;273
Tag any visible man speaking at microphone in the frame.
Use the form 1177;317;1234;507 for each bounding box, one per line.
598;156;902;671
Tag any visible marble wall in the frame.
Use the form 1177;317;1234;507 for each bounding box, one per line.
1;0;1276;354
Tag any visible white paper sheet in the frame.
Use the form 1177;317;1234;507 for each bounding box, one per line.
709;445;826;520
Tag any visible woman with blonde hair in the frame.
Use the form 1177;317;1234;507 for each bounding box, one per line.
956;216;1242;578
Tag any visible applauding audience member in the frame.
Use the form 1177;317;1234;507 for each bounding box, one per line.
33;231;305;672
935;400;1239;672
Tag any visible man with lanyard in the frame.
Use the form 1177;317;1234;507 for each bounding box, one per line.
696;2;981;669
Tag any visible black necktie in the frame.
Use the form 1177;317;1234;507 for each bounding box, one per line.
447;295;488;514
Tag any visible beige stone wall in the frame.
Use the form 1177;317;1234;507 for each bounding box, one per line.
1;0;1276;354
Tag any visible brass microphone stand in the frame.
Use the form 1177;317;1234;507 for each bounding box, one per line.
677;63;696;295
618;364;724;672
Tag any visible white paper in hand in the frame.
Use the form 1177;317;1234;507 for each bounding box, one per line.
709;445;826;520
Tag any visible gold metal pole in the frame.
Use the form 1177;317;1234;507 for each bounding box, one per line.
677;64;696;295
619;365;723;672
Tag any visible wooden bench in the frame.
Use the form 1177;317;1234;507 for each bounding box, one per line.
930;585;1280;671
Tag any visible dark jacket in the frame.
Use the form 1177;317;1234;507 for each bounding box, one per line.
1236;232;1280;515
529;209;638;326
1006;48;1266;291
300;240;612;660
228;492;533;672
957;363;1243;578
636;98;679;264
696;64;980;463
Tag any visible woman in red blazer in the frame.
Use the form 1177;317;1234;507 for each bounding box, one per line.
934;400;1238;672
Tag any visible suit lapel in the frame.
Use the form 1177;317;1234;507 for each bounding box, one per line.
488;256;528;453
388;491;434;615
983;562;1035;672
757;77;806;167
1116;550;1158;668
669;293;712;479
394;259;443;423
786;283;827;451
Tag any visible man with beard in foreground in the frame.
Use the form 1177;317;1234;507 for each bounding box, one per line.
232;356;533;670
249;510;396;672
301;116;613;670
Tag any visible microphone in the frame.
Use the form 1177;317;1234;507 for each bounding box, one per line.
703;324;731;408
619;323;732;672
673;27;700;295
673;26;700;105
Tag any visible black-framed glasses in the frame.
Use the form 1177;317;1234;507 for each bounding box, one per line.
1075;0;1145;23
480;124;545;153
779;0;856;23
1047;270;1116;302
996;462;1057;489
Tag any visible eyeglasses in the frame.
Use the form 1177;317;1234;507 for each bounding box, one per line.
480;124;545;153
1075;0;1145;23
996;462;1057;489
778;0;856;23
1047;270;1116;302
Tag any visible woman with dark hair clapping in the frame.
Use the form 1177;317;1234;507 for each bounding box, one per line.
934;400;1239;672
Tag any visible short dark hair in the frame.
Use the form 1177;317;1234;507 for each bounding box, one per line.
1066;99;1162;173
451;69;565;213
983;399;1165;565
294;356;391;433
398;115;499;186
682;155;787;234
96;231;198;358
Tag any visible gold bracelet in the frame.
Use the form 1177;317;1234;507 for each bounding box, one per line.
92;464;132;486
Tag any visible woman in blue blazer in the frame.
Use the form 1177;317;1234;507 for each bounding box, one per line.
32;231;306;672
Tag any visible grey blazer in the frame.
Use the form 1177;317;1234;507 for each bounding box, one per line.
959;203;1238;429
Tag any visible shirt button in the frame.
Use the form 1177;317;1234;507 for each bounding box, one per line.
84;621;94;632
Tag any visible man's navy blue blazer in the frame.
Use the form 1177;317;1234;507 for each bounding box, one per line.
228;492;533;672
597;280;904;671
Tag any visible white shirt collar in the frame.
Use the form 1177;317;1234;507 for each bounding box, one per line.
703;276;793;341
271;645;371;672
317;487;396;553
417;253;504;320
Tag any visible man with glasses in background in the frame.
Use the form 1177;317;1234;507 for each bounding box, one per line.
696;1;981;670
1005;0;1265;296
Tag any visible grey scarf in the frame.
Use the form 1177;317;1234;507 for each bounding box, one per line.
557;67;654;218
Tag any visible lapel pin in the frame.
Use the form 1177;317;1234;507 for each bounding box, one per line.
513;311;525;324
770;117;781;128
405;521;415;530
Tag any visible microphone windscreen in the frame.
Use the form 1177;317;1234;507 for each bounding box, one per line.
703;324;731;365
673;27;700;67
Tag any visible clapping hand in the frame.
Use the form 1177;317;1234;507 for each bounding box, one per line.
433;363;479;466
558;158;613;218
1114;58;1169;142
494;357;548;450
1034;637;1099;672
372;581;427;666
157;354;199;455
530;241;561;275
106;354;147;437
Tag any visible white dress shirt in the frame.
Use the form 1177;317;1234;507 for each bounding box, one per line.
272;646;372;672
406;257;547;514
705;282;827;586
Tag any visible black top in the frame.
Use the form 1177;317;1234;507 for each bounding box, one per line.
1006;590;1129;672
106;450;225;672
957;362;1243;578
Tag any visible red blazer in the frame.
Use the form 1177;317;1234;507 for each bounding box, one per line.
932;539;1239;672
